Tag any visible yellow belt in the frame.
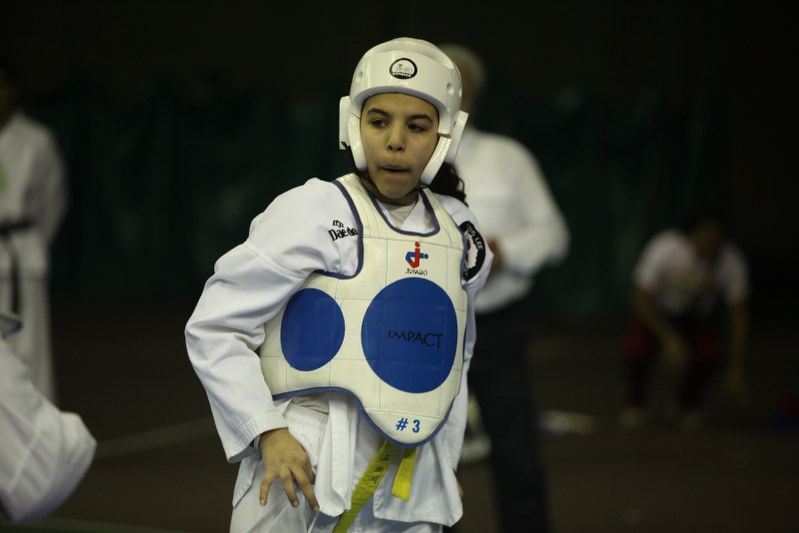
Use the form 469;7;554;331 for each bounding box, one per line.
333;440;417;532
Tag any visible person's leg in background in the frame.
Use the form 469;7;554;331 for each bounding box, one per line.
465;301;550;533
619;317;658;428
678;315;723;430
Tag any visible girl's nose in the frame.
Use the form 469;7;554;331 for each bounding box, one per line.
386;126;405;152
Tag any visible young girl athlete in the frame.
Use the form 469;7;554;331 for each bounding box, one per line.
186;37;492;532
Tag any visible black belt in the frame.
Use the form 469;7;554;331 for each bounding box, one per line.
0;219;33;314
0;219;33;233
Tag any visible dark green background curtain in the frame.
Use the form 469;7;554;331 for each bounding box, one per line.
27;72;724;319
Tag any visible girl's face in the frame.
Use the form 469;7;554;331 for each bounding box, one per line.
359;92;439;205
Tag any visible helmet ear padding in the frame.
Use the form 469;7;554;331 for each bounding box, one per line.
339;96;367;171
338;96;350;152
418;108;468;185
447;110;469;162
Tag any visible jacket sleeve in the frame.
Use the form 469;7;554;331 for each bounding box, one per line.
185;180;348;462
32;127;68;246
494;144;569;276
0;341;96;523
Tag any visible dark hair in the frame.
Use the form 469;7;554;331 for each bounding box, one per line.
681;207;727;234
427;162;467;204
341;145;468;204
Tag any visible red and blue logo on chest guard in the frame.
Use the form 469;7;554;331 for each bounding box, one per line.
405;242;429;268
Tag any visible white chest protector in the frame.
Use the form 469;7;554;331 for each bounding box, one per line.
260;174;468;446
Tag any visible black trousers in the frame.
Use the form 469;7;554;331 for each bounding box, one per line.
452;301;551;533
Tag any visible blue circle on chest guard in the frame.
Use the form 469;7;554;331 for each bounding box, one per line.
362;278;458;394
281;288;345;371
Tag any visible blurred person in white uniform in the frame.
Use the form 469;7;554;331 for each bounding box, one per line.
620;211;750;430
0;311;96;523
438;43;569;533
186;38;492;532
0;56;68;403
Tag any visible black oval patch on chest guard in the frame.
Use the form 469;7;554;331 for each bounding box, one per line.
460;221;487;281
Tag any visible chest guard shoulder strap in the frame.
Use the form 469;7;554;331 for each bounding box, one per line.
260;174;468;446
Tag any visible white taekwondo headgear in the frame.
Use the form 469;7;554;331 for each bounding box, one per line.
339;37;469;185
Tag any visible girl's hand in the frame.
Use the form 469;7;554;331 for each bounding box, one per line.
258;428;319;512
487;238;503;274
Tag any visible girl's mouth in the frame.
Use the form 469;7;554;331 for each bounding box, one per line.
382;165;409;173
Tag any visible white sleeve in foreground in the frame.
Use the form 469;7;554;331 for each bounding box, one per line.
0;345;96;523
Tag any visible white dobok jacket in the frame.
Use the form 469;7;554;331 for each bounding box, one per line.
186;176;492;526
